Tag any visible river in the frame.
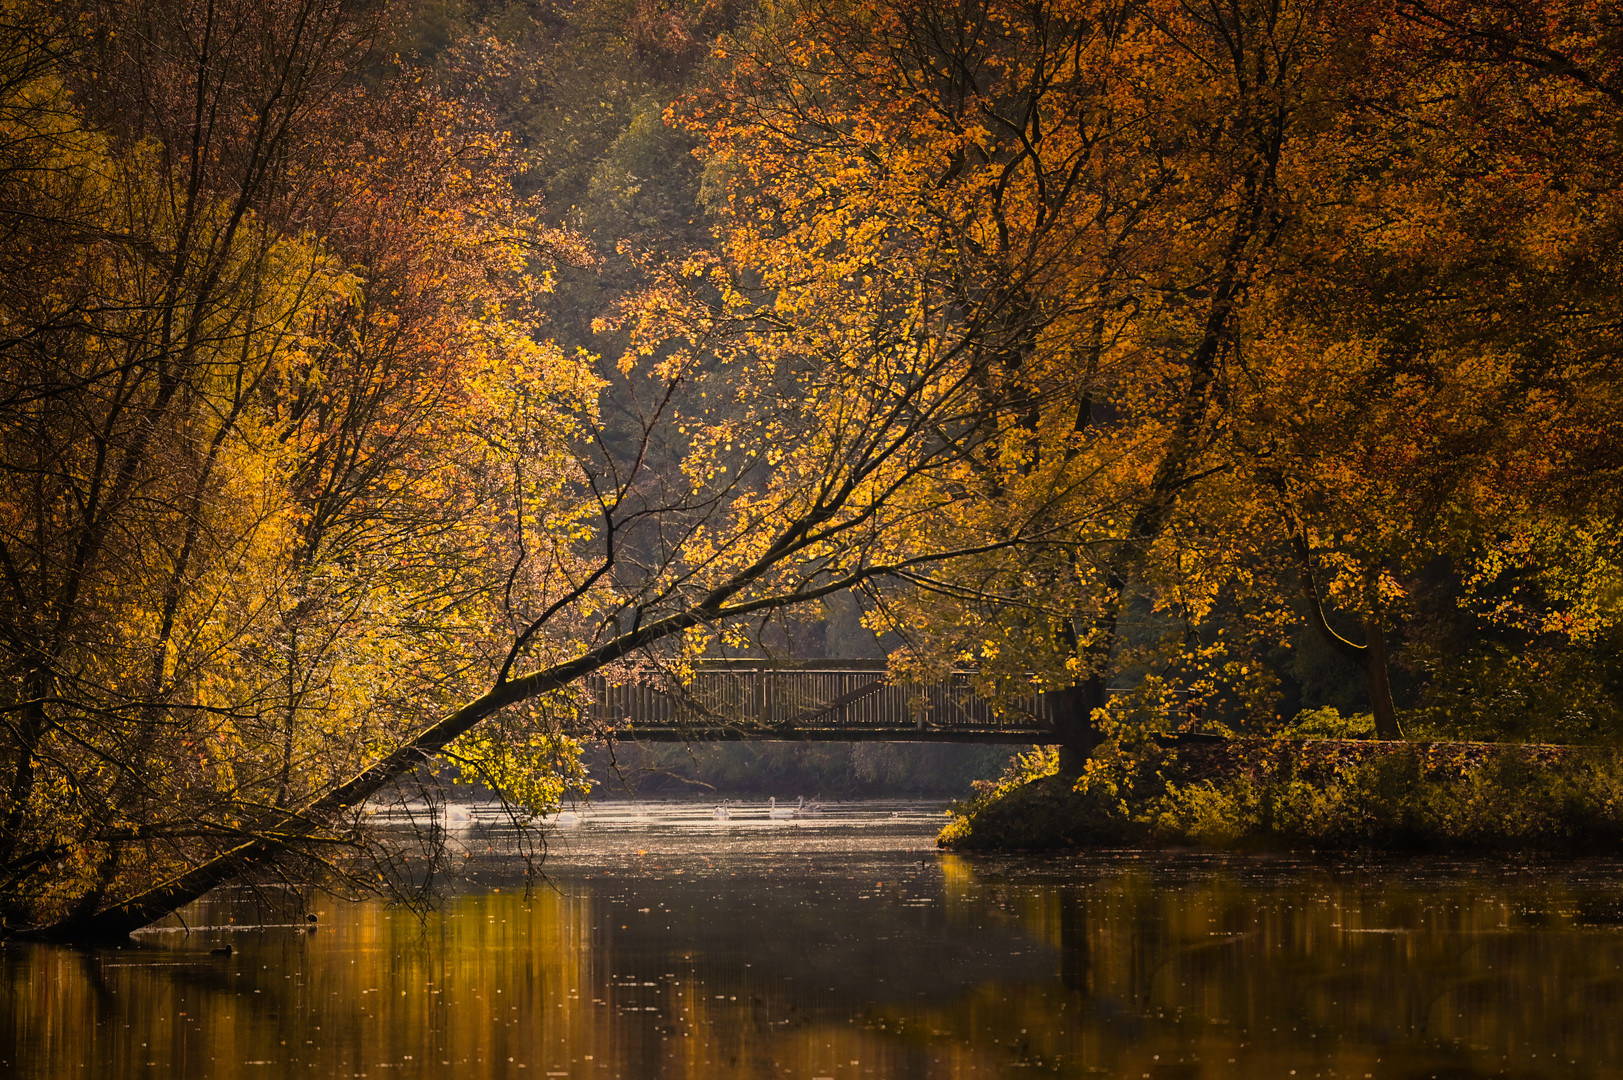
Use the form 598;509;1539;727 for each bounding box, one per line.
4;799;1623;1078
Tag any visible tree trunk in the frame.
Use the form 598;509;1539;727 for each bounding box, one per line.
1292;534;1404;740
14;638;610;942
0;687;49;870
1048;99;1283;761
1052;677;1108;775
1362;618;1402;740
12;552;904;942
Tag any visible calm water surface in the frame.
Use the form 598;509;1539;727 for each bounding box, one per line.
5;799;1623;1078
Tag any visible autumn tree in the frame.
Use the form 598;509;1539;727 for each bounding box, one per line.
667;0;1360;755
672;0;1623;750
0;0;595;934
2;0;1080;941
7;0;1622;942
1219;0;1623;738
1;0;382;915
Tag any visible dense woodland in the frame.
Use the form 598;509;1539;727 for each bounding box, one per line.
2;0;1621;936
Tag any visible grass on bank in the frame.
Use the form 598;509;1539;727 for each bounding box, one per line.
939;717;1623;852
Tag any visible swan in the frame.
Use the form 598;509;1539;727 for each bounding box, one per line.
713;799;731;819
440;804;474;832
804;796;823;814
768;796;802;818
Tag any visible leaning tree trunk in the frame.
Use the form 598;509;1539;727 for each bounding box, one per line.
14;574;786;942
20;669;543;942
1047;171;1264;769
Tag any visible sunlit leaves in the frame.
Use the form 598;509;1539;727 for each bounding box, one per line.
0;0;599;924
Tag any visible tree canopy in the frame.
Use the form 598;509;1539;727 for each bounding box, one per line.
2;0;1621;938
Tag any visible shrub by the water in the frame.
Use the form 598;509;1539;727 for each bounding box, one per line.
940;735;1623;852
937;747;1144;849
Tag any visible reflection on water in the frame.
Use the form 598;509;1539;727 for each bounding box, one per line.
5;800;1623;1078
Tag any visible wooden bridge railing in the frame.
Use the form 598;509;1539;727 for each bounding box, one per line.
575;664;1064;742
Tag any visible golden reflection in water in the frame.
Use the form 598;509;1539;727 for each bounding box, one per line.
4;849;1623;1079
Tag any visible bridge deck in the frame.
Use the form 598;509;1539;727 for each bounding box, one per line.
575;667;1063;743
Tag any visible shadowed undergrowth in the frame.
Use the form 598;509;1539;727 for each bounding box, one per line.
939;739;1623;852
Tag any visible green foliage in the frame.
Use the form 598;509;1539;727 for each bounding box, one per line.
942;741;1623;853
939;747;1144;850
1406;639;1623;743
1211;749;1623;850
579;102;704;246
1284;707;1375;739
448;697;594;817
937;747;1054;846
966;746;1062;804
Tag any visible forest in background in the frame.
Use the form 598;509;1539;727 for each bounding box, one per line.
2;0;1621;937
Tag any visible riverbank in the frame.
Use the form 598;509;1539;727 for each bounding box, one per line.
939;738;1623;852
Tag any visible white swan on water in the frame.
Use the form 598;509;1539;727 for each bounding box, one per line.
768;796;803;818
713;799;731;819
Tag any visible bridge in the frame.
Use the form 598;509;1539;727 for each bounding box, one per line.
577;662;1066;743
